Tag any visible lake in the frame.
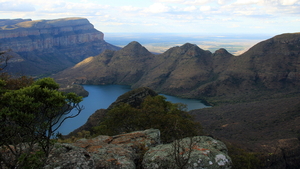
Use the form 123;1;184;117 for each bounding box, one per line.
57;85;209;135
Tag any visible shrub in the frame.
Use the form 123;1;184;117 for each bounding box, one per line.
93;95;203;143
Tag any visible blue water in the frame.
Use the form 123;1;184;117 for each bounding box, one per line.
57;85;209;135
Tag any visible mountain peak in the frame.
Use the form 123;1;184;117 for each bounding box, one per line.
121;41;152;56
123;41;143;49
181;43;197;49
213;48;231;56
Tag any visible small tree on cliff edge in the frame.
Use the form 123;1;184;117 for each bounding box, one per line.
0;77;83;169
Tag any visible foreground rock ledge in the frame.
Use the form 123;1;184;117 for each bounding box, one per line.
44;129;232;169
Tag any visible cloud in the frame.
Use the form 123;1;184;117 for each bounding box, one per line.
121;6;141;12
218;0;234;5
144;3;171;13
183;6;197;11
233;0;261;5
0;1;35;11
200;6;211;11
280;0;298;5
154;0;184;2
184;0;211;5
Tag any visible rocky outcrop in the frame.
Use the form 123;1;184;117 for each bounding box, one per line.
59;84;89;97
45;129;231;169
107;87;158;110
0;18;120;76
46;129;160;169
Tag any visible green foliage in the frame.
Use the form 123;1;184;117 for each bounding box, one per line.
0;73;34;94
226;143;263;169
18;150;45;169
0;77;83;168
94;95;203;143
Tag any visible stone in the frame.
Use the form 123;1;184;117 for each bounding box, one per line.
142;136;232;169
44;143;94;169
71;129;160;169
42;129;232;168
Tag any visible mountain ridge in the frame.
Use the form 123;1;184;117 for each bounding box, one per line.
53;32;300;102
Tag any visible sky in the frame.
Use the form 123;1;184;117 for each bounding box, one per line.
1;0;300;35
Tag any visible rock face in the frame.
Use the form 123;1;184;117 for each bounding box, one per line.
44;129;231;169
0;18;120;76
53;33;300;100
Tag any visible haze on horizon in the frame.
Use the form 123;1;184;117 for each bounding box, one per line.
0;0;299;35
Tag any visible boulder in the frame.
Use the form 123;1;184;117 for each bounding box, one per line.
46;129;160;169
44;130;232;169
142;136;232;169
44;143;94;169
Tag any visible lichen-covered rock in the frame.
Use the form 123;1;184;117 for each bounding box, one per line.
73;129;160;169
142;136;232;169
44;130;231;169
44;143;94;169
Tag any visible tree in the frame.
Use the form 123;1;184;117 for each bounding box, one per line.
0;77;83;168
94;95;203;143
0;50;11;71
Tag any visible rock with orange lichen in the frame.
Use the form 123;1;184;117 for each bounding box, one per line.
43;130;231;169
44;129;160;169
73;129;160;168
142;136;232;169
44;143;94;169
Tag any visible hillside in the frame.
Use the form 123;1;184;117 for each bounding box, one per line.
53;33;300;103
0;18;120;76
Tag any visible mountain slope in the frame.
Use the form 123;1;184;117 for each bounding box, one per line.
54;41;154;85
132;43;214;95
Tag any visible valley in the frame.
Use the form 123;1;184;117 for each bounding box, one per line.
1;18;300;168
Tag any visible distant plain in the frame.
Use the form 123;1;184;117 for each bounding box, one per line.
105;33;274;55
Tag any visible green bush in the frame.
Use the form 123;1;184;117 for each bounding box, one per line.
93;95;203;143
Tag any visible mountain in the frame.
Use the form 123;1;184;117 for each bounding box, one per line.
0;18;120;76
53;33;300;102
54;41;154;85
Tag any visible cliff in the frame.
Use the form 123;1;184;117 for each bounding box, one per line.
0;18;120;76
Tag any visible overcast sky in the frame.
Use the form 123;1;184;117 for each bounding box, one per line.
1;0;300;35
